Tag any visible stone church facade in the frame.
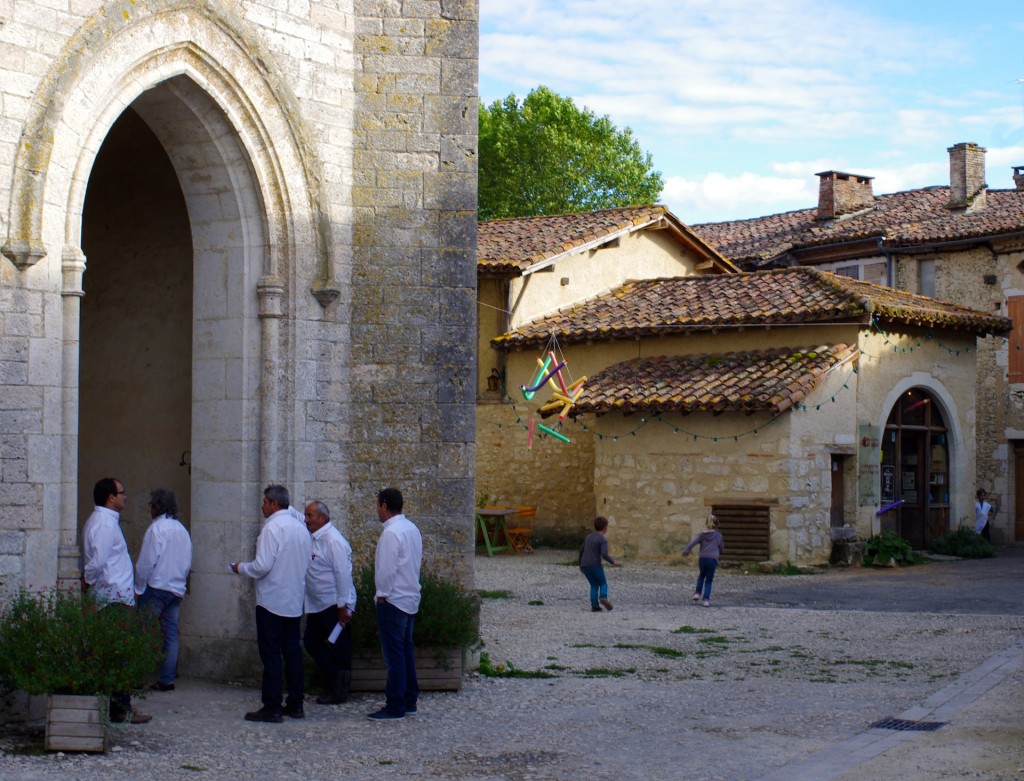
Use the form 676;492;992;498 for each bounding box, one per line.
0;0;478;680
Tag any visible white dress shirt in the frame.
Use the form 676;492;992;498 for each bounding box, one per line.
239;507;311;617
305;523;357;614
374;513;422;615
82;506;135;606
135;514;193;597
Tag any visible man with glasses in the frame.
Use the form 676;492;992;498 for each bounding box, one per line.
82;477;151;724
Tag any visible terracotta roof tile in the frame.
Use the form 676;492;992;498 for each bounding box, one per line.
494;267;1010;350
693;187;1024;265
544;344;858;417
478;205;734;274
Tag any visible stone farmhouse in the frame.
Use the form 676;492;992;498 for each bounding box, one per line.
477;206;1010;564
0;0;479;682
693;142;1024;546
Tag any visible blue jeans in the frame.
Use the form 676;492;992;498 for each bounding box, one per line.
138;586;183;685
696;558;718;599
255;606;304;712
375;601;418;716
580;565;608;608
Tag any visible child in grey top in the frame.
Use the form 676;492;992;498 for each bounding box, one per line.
683;515;724;607
578;517;618;612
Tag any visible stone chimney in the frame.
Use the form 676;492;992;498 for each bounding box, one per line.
816;171;874;221
1013;166;1024;191
947;142;987;210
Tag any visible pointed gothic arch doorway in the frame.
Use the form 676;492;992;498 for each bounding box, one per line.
878;388;950;549
79;106;194;554
76;77;271;677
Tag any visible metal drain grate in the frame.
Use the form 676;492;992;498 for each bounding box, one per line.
870;718;947;732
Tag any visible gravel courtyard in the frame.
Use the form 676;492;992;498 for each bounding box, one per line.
1;548;1022;780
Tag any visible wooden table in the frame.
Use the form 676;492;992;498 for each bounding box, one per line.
475;507;516;556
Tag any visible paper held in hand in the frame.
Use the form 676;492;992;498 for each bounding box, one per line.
328;622;343;644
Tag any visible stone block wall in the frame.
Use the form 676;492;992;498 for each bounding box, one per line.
347;0;478;571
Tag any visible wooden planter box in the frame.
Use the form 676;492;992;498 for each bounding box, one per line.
351;648;464;692
45;694;109;753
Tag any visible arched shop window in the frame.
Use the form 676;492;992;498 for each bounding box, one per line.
879;388;949;549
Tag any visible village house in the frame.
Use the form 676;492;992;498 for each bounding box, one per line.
477;207;1010;564
693;142;1024;545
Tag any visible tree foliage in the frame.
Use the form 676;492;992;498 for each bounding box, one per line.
479;86;664;221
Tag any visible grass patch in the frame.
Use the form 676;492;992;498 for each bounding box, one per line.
672;625;715;635
528;599;544;606
570;642;605;648
181;766;206;772
580;667;636;678
544;663;569;671
613;642;684;658
698;636;730;645
478;651;557;679
477;589;515;599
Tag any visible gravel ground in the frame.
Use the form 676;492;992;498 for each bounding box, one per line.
1;549;1022;780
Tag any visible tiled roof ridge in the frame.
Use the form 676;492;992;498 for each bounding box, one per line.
481;204;665;226
546;343;859;417
492;266;1010;351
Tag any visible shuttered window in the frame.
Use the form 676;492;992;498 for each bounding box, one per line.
711;505;771;562
1010;296;1024;384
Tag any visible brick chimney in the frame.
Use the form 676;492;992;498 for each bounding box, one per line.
816;171;874;221
947;142;987;210
1013;166;1024;191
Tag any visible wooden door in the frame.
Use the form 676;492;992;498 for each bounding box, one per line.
1015;447;1024;542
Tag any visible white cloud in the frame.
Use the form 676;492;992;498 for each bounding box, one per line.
662;171;816;223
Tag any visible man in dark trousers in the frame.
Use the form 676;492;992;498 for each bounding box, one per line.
367;487;422;721
82;476;151;724
233;484;311;723
302;500;356;704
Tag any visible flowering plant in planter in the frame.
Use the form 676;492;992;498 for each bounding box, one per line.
0;586;163;696
349;563;481;656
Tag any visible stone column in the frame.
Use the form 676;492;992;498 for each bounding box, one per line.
257;275;284;485
58;246;86;589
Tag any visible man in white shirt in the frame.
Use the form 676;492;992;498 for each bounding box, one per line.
302;500;356;704
367;487;422;721
136;488;193;692
81;477;151;724
232;484;311;723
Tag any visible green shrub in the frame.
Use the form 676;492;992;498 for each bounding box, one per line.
349;564;480;656
928;527;995;559
0;587;163;696
862;531;924;566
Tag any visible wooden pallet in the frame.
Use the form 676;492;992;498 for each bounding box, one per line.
350;648;463;692
45;694;109;753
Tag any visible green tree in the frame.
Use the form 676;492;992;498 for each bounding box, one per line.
479;86;664;220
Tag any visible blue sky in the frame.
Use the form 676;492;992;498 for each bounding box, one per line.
479;0;1024;224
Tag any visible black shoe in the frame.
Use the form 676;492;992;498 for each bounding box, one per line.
591;606;602;612
367;708;404;721
151;682;175;692
283;705;305;719
244;707;283;724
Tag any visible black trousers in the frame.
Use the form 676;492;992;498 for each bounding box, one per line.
303;606;352;684
255;605;303;711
